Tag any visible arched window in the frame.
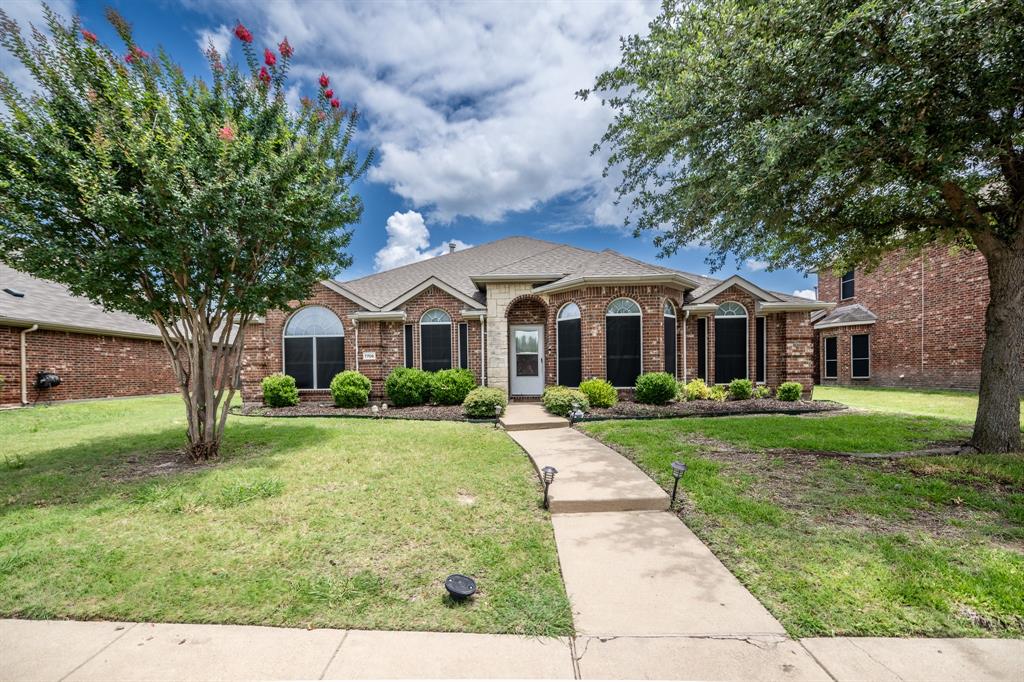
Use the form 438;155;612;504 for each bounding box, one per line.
420;308;452;371
556;302;582;387
284;306;345;389
606;298;641;387
714;301;747;384
663;300;677;378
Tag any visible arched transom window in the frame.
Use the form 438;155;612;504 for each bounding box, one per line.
557;302;582;387
420;308;453;371
714;301;747;383
284;306;345;389
716;301;747;317
606;298;641;387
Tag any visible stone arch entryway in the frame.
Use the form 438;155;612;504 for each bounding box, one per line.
506;295;549;397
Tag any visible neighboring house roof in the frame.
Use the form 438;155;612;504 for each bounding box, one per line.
813;303;878;330
0;263;162;339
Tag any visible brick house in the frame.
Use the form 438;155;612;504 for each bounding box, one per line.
812;245;990;390
1;263;177;406
241;236;831;401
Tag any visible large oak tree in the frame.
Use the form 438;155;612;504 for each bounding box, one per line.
583;0;1023;452
0;8;372;459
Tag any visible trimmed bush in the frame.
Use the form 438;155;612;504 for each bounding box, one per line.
777;381;803;402
542;386;590;417
680;378;711;401
753;385;772;399
709;384;728;402
728;378;753;400
330;370;371;408
261;373;299;408
578;378;617;408
430;368;476;405
634;372;677;405
384;367;432;407
463;387;508;418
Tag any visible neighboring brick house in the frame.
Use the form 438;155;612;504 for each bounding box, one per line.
1;263;177;406
241;237;831;401
812;245;989;390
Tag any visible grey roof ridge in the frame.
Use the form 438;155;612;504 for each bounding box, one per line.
476;242;592;276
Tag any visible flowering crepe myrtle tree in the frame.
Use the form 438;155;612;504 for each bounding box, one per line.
0;7;372;460
583;0;1024;453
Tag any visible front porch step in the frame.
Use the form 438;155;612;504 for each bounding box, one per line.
499;403;567;431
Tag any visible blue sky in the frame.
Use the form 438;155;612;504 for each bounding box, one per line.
3;0;818;297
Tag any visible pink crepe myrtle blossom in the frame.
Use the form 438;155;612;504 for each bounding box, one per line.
218;125;235;141
330;98;340;109
81;29;97;43
258;67;271;85
264;48;276;66
324;89;333;99
316;111;326;121
319;73;329;88
234;23;253;43
278;38;293;58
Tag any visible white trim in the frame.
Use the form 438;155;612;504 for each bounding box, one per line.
689;275;781;304
663;299;676;318
533;272;699;295
281;306;346;390
349;311;406;322
381;276;480;311
420;308;452;324
509;324;545;396
681;303;718;315
605;296;643;388
664;298;678;379
460;309;487;319
557;301;581;320
813;319;876;331
419;308;454;371
756;300;833;313
319;279;379;311
822;335;839;379
713;301;749;384
851;332;871;379
840;270;855;301
555;301;582;386
0;316;162;341
606;297;642;316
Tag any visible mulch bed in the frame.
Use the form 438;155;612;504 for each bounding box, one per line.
237;402;487;422
582;398;845;420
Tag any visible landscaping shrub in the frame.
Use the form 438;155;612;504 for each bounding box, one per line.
261;373;299;407
542;386;590;416
430;368;476;405
680;378;711;401
330;370;371;408
634;372;677;405
578;378;617;408
709;384;728;402
462;387;508;418
728;378;753;400
384;367;432;407
753;385;771;399
777;381;803;402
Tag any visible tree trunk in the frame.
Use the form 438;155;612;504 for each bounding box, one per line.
972;237;1024;453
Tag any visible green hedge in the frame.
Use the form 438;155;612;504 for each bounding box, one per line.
634;372;677;405
261;373;299;408
728;378;753;400
578;378;617;408
330;370;371;408
542;386;590;417
430;368;476;405
777;381;803;401
384;367;432;407
680;378;711;401
462;387;508;418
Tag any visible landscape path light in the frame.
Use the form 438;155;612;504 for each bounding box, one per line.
670;460;687;508
541;465;558;509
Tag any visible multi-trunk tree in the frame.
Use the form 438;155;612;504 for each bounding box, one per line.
583;0;1023;452
0;8;372;460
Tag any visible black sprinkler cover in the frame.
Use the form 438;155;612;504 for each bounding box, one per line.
444;574;477;600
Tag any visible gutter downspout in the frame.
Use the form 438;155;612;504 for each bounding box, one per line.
20;324;38;405
682;311;689;383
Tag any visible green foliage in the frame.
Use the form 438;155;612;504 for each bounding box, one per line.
709;385;728;402
430;369;476;405
680;378;711;401
634;372;677;405
753;385;772;400
777;382;804;402
384;367;432;407
728;379;753;400
542;386;590;417
261;373;298;408
329;371;371;408
462;387;508;418
578;378;618;408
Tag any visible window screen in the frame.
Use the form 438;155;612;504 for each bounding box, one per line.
755;317;765;383
851;334;870;378
421;324;452;372
606;315;641;387
316;337;345;388
697;318;707;381
664;314;677;378
841;271;855;299
824;336;838;378
458;323;469;370
404;325;414;368
557;317;582;387
284;337;314;389
715;317;747;384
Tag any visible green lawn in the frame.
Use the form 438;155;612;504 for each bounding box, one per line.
581;414;1024;638
814;385;1024;428
0;396;572;635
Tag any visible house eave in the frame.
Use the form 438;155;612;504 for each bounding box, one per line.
757;301;835;313
0;315;162;341
320;280;380;311
680;303;719;316
689;275;783;304
460;309;487;319
470;273;564;285
349;311;407;322
813;319;876;331
532;273;699;295
380;276;482;312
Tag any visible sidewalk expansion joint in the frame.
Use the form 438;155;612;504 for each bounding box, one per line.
318;629;349;680
58;622;138;682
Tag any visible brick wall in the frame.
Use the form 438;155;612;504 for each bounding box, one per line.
816;245;988;389
0;325;176;406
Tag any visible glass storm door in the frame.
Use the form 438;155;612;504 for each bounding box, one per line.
510;325;544;396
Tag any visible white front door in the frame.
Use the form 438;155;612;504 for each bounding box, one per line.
510;325;544;396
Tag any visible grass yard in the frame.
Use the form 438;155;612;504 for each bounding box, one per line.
0;396;572;635
581;413;1024;638
814;385;1024;428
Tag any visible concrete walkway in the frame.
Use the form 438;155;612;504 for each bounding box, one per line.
499;403;567;431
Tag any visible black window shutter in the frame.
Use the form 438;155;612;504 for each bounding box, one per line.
755;317;765;383
557;318;582;387
714;317;747;384
404;325;414;368
458;323;469;370
421;325;452;372
664;316;677;378
606;316;641;387
851;334;870;378
697;318;707;381
316;337;345;388
284;337;314;389
824;337;838;378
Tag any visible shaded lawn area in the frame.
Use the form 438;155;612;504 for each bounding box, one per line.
0;396;572;636
814;385;1024;428
581;414;1024;638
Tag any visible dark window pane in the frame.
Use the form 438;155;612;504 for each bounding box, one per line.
516;354;539;376
664;316;677;377
606;316;641;387
459;323;469;370
421;324;452;372
284;337;314;389
824;337;838;378
841;270;855;299
558;318;582;387
697;318;707;381
316;337;345;389
404;325;414;368
755;317;765;383
851;334;870;377
714;317;747;384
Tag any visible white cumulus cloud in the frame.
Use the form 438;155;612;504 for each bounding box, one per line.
0;0;76;105
745;259;769;271
195;24;233;60
793;289;817;300
374;210;470;272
